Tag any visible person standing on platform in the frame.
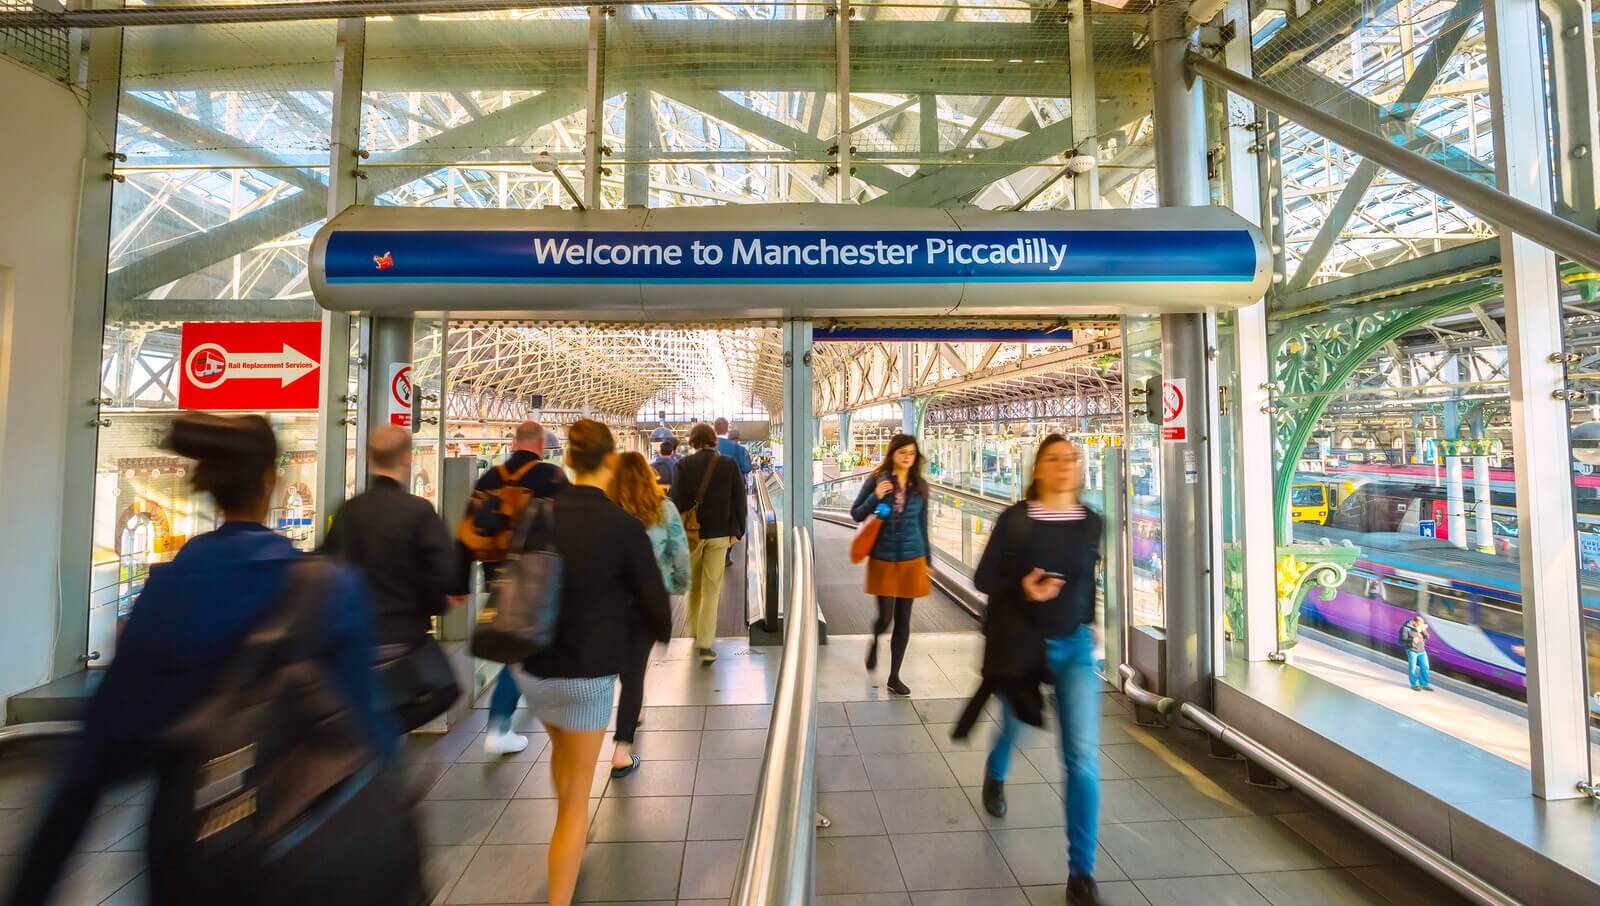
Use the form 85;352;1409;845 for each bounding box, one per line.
607;451;691;777
714;417;753;484
652;437;679;487
454;420;567;756
851;433;932;696
322;425;460;732
670;422;747;664
970;434;1104;906
522;420;671;906
1401;613;1434;691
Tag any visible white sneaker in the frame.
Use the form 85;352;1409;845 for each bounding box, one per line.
484;729;530;756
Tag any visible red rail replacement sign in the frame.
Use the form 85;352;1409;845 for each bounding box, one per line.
179;321;322;411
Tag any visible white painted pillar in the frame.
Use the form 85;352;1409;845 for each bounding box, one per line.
1446;454;1467;547
1473;452;1495;553
1485;0;1592;798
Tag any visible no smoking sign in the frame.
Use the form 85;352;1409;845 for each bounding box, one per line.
389;363;413;428
1160;378;1187;443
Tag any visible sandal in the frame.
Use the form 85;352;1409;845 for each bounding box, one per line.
610;754;642;779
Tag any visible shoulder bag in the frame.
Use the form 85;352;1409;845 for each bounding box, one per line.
680;453;722;548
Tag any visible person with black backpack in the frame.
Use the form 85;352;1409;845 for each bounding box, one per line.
4;413;419;906
454;420;567;756
958;434;1105;906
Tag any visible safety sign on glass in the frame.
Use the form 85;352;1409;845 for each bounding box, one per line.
1161;378;1187;443
389;363;413;428
178;321;321;411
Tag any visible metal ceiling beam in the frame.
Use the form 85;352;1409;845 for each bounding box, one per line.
864;116;1078;207
107;87;583;302
1283;0;1483;292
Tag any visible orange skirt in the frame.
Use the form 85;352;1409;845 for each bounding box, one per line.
865;557;931;599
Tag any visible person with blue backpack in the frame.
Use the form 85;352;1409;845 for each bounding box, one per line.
4;414;415;906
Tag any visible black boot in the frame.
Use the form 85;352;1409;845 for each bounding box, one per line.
981;778;1007;818
1066;874;1100;906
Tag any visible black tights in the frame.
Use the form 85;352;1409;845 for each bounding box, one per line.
874;597;914;681
614;633;654;744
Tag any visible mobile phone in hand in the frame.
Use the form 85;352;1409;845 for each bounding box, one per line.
1041;571;1066;581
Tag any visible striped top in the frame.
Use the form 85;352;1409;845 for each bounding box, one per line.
1027;501;1087;522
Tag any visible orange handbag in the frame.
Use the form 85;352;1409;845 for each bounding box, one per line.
850;516;882;564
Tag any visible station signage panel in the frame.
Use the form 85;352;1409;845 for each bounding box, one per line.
389;363;413;428
1160;378;1187;443
178;321;322;411
323;228;1260;287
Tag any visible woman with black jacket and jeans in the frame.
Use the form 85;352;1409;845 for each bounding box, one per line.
850;433;932;696
971;434;1104;906
520;419;673;906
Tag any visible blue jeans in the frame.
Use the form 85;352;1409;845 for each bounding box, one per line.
1407;649;1431;689
488;665;521;732
985;626;1099;876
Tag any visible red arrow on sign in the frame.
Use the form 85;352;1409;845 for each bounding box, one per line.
179;321;323;411
185;343;320;390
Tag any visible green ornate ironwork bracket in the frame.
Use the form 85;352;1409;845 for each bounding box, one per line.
1268;284;1497;541
1274;543;1359;649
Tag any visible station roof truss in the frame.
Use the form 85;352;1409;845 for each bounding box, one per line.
417;323;785;422
99;0;1178;328
812;326;1122;425
1261;0;1502;292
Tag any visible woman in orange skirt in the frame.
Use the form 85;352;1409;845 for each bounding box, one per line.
850;433;932;695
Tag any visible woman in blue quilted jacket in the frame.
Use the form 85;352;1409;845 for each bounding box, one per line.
850;433;932;696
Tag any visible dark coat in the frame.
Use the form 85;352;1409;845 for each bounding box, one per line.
3;526;388;906
322;475;456;647
849;473;931;563
523;486;673;679
952;502;1103;738
669;449;747;541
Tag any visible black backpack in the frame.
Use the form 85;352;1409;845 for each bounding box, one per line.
146;558;424;906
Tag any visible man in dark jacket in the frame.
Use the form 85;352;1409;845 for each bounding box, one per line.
323;425;456;649
453;420;567;754
669;423;747;663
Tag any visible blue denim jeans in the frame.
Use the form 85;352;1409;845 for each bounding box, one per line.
985;626;1100;876
488;665;521;732
1406;649;1431;689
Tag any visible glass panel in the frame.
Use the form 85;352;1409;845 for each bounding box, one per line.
1269;300;1545;767
1252;1;1497;289
1123;315;1163;629
93;21;335;666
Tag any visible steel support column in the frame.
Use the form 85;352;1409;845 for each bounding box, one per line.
1153;2;1214;707
835;0;852;203
1214;0;1277;662
1067;0;1098;209
315;16;363;542
1484;0;1592;798
583;4;607;210
1542;0;1600;227
781;321;815;617
54;13;123;678
361;318;415;489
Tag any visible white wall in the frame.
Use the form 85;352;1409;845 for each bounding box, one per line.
0;58;88;721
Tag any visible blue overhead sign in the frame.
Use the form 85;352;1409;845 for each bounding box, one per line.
325;229;1260;286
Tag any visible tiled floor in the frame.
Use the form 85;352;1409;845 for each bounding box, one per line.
814;518;978;635
1;632;1473;905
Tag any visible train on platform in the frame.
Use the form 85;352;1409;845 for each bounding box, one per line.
1124;497;1600;719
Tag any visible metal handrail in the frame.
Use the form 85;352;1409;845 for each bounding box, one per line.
0;722;81;748
731;526;821;906
1118;665;1519;906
